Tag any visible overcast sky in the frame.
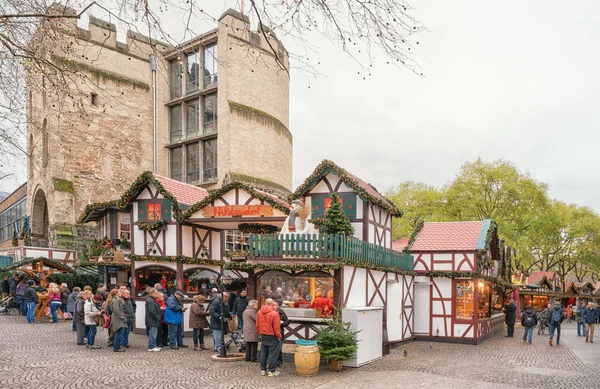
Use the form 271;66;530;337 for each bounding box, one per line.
2;0;599;212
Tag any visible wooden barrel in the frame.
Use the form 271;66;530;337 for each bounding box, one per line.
294;345;320;376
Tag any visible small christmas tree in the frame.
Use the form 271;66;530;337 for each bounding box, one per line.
318;193;355;236
11;231;18;247
20;218;30;246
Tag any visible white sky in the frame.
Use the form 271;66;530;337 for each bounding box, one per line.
2;0;599;212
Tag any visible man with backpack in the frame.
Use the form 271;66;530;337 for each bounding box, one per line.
548;301;564;346
521;305;537;344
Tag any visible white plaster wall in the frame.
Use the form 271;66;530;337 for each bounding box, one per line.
211;231;221;260
436;278;452;297
344;266;367;307
182;226;193;257
165;226;177;256
454;323;473;338
414;253;431;272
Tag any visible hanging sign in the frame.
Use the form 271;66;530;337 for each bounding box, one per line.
202;205;274;218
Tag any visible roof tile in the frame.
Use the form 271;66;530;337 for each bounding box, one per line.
527;272;555;285
154;175;209;206
392;238;409;252
410;221;484;251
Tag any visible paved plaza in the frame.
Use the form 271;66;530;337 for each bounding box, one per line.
0;315;599;389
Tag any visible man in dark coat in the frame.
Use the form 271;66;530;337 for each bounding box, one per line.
273;302;289;367
504;299;517;337
232;289;249;329
209;292;231;353
145;288;162;351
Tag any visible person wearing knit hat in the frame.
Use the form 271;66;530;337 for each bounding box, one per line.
84;292;103;349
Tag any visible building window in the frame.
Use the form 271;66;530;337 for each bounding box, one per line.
203;93;217;134
186;51;200;94
203;138;217;182
169;104;182;143
147;203;162;221
118;212;131;240
455;280;474;321
186;142;200;184
91;93;98;106
477;280;491;320
185;99;199;138
225;230;250;251
0;199;26;243
169;60;181;99
203;44;217;88
170;147;183;181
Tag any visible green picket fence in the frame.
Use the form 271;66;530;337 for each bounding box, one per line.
249;233;414;271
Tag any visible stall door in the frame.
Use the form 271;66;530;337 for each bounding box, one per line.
414;283;430;334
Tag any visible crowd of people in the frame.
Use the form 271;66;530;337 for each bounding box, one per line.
504;299;600;345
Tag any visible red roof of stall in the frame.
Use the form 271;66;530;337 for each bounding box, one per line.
527;271;555;286
410;221;487;252
154;175;209;206
392;238;410;252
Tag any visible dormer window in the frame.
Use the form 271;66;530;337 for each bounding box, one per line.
147;203;162;221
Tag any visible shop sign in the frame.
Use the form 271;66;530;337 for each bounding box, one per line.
107;266;118;274
202;205;274;218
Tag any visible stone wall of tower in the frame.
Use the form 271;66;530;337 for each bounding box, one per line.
26;5;168;248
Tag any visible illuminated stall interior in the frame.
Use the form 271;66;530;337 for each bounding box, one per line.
455;279;502;321
135;266;177;293
258;270;334;318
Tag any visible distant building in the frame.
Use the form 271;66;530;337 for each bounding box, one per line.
0;184;27;249
26;5;291;250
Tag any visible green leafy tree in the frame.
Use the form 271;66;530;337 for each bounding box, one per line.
318;193;355;236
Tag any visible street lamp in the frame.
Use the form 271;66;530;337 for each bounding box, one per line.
209;273;233;358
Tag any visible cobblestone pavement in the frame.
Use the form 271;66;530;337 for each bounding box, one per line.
0;315;598;389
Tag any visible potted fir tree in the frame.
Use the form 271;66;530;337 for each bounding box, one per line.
315;311;359;372
316;193;355;236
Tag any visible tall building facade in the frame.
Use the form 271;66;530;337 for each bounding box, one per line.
26;5;292;250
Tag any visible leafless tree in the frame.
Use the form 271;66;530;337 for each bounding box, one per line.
0;0;424;184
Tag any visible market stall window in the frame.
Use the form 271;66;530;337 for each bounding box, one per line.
184;268;220;295
491;287;504;314
455;280;474;321
147;203;162;221
477;281;491;319
118;212;131;240
225;229;250;251
135;266;176;294
258;270;334;318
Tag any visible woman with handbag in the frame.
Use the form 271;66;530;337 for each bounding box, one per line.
84;294;103;349
107;289;128;352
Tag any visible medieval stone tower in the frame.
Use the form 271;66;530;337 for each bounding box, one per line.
26;5;292;250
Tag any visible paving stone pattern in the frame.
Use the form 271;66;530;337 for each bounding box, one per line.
0;316;599;389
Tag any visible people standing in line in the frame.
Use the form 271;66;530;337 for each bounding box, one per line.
273;302;289;367
48;283;62;323
74;291;88;344
228;289;239;314
548;301;565;346
243;300;259;362
23;280;38;324
190;294;209;351
520;305;537;344
67;287;81;330
583;302;598;343
576;302;586;336
209;292;231;353
84;294;103;349
59;283;70;318
155;292;169;348
8;275;17;298
1;276;9;299
121;289;135;348
232;289;249;329
97;285;108;300
144;287;162;352
257;298;282;377
165;291;188;349
108;289;127;352
16;279;27;316
504;299;517;337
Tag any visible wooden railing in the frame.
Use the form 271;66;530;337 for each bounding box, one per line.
249;233;414;271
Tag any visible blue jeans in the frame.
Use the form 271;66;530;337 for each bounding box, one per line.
213;329;223;352
522;326;534;343
549;321;561;344
17;296;26;316
168;324;183;347
237;314;244;329
122;323;132;346
49;301;62;322
87;325;97;346
577;321;586;336
148;326;159;350
193;328;205;346
26;302;36;323
113;327;125;351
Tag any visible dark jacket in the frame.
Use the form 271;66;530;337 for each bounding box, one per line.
209;298;231;330
123;297;135;324
232;295;249;316
504;303;517;325
74;296;85;324
189;301;209;328
67;291;78;313
228;292;238;313
277;307;289;330
145;295;162;327
583;307;598;324
59;287;70;305
23;286;38;303
521;308;538;328
1;279;9;293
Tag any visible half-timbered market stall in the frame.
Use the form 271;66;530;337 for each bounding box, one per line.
402;220;509;344
78;160;415;364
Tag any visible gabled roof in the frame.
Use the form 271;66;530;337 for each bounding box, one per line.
409;220;492;252
7;257;74;273
289;160;402;217
154;175;208;206
564;282;579;295
576;281;595;291
527;271;555;286
392;238;410;252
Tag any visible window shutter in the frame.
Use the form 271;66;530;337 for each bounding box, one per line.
161;200;172;221
138;203;147;221
311;196;324;219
